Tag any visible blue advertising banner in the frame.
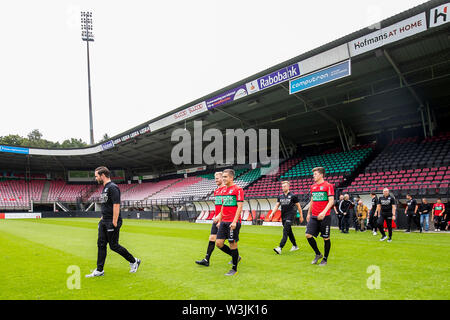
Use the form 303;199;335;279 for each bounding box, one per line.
0;145;29;155
101;140;114;151
289;60;351;94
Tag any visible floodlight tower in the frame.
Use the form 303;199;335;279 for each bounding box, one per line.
81;11;95;145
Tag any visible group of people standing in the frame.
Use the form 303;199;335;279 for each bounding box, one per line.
334;192;448;235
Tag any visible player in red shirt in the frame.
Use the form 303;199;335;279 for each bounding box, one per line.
195;172;227;266
432;198;446;231
306;167;335;266
214;169;244;276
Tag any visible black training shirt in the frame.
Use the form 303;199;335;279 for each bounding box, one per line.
406;198;417;213
370;196;378;213
377;196;396;215
99;181;121;221
277;192;299;220
339;199;352;214
418;203;432;215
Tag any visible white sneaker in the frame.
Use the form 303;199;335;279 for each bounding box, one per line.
130;258;141;273
273;247;282;255
380;236;387;241
372;231;377;236
290;246;299;252
85;269;104;278
435;229;438;232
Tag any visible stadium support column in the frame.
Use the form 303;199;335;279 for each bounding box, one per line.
336;125;346;152
426;102;433;137
419;106;427;139
340;120;350;152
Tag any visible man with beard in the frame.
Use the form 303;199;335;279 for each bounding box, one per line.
86;166;140;277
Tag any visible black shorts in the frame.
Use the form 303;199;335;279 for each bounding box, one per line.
306;216;331;238
210;221;219;235
216;221;241;242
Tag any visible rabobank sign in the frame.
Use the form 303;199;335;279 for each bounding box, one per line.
257;63;301;90
0;145;29;155
289;60;351;94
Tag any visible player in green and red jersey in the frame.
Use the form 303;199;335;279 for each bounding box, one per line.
214;169;244;276
305;167;335;266
432;198;446;231
195;172;227;266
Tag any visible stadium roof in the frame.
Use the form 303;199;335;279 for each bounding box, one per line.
1;0;449;175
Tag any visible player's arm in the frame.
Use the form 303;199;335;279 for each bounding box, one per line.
270;202;280;219
306;200;312;222
295;203;304;223
376;204;381;217
415;204;418;214
111;187;121;227
441;205;445;216
113;204;120;227
214;205;223;224
392;204;397;220
231;202;243;230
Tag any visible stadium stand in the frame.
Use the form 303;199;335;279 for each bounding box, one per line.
344;133;450;196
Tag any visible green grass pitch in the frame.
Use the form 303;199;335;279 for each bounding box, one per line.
0;218;448;300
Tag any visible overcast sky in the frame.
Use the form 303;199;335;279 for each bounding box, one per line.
0;0;428;144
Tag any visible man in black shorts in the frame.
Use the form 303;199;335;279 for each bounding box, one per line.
270;181;304;254
214;169;244;276
195;172;227;266
86;166;140;277
306;167;335;266
376;187;396;242
404;193;421;233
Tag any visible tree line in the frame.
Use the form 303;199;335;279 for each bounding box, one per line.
0;129;110;148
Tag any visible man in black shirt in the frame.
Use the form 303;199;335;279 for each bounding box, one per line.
334;195;344;232
404;193;421;233
368;192;378;235
376;188;396;242
339;194;352;233
271;181;304;254
418;198;432;232
86;166;140;278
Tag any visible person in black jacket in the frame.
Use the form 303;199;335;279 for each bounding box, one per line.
339;194;352;233
368;192;378;235
334;195;344;232
418;198;432;232
404;194;421;233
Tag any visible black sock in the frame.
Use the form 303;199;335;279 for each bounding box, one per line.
205;241;215;261
307;237;321;255
219;244;232;256
231;248;239;271
324;239;331;259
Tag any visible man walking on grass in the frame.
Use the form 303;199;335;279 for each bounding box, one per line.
86;166;141;278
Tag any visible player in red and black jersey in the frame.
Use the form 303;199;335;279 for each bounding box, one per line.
305;167;335;266
214;169;244;276
195;172;227;266
432;198;446;231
